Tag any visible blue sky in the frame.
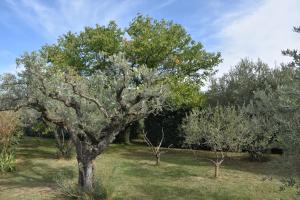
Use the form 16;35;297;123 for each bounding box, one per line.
0;0;300;75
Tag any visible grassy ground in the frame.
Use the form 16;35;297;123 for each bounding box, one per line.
0;137;298;200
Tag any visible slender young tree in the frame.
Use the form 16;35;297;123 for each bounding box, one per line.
143;129;172;165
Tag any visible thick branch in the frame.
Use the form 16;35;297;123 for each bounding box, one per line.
33;70;83;118
70;83;109;118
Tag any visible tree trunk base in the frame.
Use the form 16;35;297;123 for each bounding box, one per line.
78;159;94;191
214;164;220;178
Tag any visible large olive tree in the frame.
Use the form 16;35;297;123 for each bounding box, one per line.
0;52;167;190
43;15;221;143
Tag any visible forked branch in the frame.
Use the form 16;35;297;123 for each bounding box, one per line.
143;129;172;165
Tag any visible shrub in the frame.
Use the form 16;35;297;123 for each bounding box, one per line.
57;178;108;200
0;151;16;172
56;167;116;200
0;111;19;152
0;111;20;173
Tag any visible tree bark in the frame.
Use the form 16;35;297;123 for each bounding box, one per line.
156;154;160;166
214;163;220;178
77;157;94;191
74;138;95;191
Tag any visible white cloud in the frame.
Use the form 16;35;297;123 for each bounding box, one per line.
214;0;300;76
5;0;141;40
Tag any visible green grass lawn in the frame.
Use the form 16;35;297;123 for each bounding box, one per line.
0;137;298;200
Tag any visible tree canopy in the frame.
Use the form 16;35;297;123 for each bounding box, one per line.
0;52;167;189
42;15;221;107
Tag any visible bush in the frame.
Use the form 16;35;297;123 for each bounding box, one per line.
0;111;20;173
56;167;116;200
56;179;108;200
0;151;16;172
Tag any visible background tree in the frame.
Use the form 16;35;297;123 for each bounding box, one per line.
206;59;277;107
264;26;300;194
282;26;300;67
42;15;221;144
0;52;167;191
275;26;300;173
182;105;248;178
241;91;280;161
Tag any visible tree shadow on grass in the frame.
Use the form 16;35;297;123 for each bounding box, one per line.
134;183;248;200
119;147;293;179
121;161;197;180
16;147;57;160
120;149;211;167
0;158;76;192
0;138;76;193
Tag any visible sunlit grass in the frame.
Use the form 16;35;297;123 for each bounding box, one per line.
0;137;298;200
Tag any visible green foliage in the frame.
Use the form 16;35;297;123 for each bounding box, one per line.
56;178;109;200
0;111;20;173
206;59;278;106
42;21;123;75
183;105;248;152
6;51;167;142
276;68;300;152
126;15;221;79
205;57;299;161
20;110;74;158
54;128;73;159
241;95;279;161
1;51;167;189
0;151;16;173
56;168;116;200
282;26;300;67
1;137;299;200
280;177;300;196
167;77;204;108
42;15;221;107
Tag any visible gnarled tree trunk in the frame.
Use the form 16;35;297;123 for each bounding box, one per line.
77;157;94;191
74;140;96;191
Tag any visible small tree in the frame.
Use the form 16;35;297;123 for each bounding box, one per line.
143;129;171;165
182;106;248;178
